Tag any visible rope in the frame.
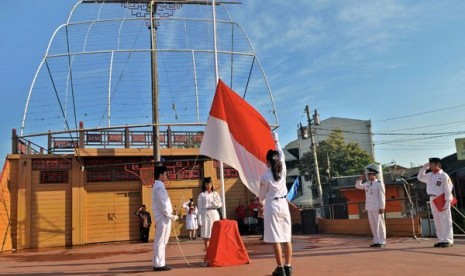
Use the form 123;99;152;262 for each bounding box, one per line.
171;154;200;266
45;60;84;168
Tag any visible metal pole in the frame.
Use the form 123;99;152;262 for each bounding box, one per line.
212;0;227;219
108;51;114;127
150;1;161;162
191;51;200;123
306;105;323;210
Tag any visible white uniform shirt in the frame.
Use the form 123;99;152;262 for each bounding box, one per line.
198;191;223;211
152;180;175;222
355;179;386;212
417;168;453;202
258;141;287;202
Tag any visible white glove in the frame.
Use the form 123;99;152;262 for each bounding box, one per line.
170;215;179;221
443;201;451;211
422;163;430;170
272;131;279;142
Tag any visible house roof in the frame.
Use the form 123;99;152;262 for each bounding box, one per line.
284;149;298;162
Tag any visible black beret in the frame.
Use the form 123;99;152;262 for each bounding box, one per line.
429;157;441;163
366;168;379;174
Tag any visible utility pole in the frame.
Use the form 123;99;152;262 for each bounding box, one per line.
327;153;333;219
305;105;323;210
150;1;160;162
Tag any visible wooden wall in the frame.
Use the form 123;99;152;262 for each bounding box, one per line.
5;149;256;249
0;159;12;252
30;171;72;248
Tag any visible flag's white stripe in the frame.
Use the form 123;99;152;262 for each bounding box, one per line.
200;116;267;195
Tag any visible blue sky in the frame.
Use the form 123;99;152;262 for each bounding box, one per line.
2;0;465;167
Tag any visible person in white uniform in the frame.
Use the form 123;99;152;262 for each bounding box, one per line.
417;157;454;247
355;167;386;247
258;132;293;276
152;165;179;271
197;177;223;252
182;198;199;240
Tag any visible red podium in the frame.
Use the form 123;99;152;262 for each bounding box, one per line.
204;220;251;267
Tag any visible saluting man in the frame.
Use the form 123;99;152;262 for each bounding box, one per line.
417;157;454;247
355;167;386;247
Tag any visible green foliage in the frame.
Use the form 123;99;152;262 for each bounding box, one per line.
299;129;374;181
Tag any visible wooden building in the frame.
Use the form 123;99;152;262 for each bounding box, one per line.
0;128;256;250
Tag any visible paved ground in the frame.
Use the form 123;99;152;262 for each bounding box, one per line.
1;235;464;276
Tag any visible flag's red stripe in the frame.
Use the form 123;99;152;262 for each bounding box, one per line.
209;80;275;163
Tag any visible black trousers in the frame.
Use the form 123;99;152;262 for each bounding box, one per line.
257;217;264;237
140;227;150;243
237;219;246;235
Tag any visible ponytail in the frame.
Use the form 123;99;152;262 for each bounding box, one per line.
266;150;283;181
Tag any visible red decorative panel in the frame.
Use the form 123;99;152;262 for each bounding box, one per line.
40;171;68;184
108;134;123;142
32;159;72;171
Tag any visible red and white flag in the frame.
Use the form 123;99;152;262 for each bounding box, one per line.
200;80;275;195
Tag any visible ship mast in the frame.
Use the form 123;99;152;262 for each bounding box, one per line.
149;1;160;162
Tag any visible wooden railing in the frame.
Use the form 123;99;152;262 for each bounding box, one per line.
12;123;204;155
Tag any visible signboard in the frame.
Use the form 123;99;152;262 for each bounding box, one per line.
456;138;465;160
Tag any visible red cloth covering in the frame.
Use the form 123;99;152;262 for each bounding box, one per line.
205;220;250;267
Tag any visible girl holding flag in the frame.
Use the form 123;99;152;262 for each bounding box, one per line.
259;132;293;276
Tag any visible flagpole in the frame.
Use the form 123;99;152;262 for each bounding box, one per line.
211;0;227;219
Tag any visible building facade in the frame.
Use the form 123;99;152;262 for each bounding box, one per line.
0;128;256;251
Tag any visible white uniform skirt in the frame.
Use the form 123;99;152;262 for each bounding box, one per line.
264;198;291;243
185;214;198;230
200;209;220;239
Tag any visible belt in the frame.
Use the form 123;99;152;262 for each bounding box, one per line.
274;196;287;200
207;208;217;210
428;194;437;197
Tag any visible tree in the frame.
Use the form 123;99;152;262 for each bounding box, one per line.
299;129;374;182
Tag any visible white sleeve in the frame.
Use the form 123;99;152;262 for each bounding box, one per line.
355;180;365;190
213;192;223;208
154;187;175;220
417;167;429;183
258;177;267;203
379;182;386;210
444;174;454;203
197;193;204;210
182;201;189;212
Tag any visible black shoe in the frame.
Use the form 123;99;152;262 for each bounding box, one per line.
284;265;292;276
440;242;453;248
433;242;442;248
272;266;286;276
153;266;172;271
369;243;379;247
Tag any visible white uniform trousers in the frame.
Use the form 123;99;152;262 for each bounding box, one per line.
431;202;454;244
152;219;172;267
367;211;386;245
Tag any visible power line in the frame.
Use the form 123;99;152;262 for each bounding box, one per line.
373;103;465;123
315;126;465;137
